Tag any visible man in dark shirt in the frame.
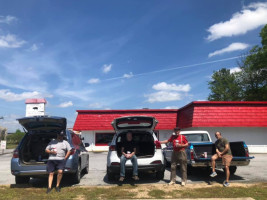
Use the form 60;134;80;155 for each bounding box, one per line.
119;132;139;182
210;131;233;187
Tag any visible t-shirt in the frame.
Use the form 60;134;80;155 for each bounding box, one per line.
215;137;232;155
46;139;72;160
122;140;136;154
168;134;188;152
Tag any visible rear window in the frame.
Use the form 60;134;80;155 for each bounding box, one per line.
183;134;210;142
116;117;154;129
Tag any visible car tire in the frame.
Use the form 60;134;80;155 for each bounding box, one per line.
72;162;81;184
15;176;30;184
107;167;116;181
165;158;171;168
156;170;165;180
223;166;237;175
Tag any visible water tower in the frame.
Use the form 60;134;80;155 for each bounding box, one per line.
25;98;47;117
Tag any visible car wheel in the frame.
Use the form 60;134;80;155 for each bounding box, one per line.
84;163;89;174
72;162;81;184
224;166;237;175
107;167;115;181
156;170;165;180
165;158;171;168
15;176;30;184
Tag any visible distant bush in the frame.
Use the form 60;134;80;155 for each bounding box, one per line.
7;129;25;144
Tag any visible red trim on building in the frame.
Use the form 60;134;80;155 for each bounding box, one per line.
73;109;178;131
73;102;267;131
25;98;47;104
178;101;267;128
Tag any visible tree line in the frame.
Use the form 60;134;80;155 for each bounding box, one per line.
208;24;267;101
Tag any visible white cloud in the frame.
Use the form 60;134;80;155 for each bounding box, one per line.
88;102;103;109
87;78;100;84
0;89;52;102
165;106;179;109
0;34;26;48
146;82;191;103
206;2;267;41
230;67;242;74
30;44;38;51
152;82;191;92
1;114;23;132
123;72;133;78
102;64;112;73
0;15;17;24
208;43;249;57
146;91;182;103
58;101;73;108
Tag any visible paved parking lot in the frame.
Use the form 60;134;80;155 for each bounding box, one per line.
1;151;267;186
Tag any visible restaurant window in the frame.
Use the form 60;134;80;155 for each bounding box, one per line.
95;132;115;146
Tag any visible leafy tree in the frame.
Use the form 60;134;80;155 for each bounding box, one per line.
238;25;267;100
208;68;242;101
208;24;267;101
7;129;25;144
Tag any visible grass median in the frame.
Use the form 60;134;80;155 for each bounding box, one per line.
0;183;266;200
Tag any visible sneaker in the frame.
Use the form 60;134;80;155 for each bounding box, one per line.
119;176;125;182
46;188;52;194
168;181;175;185
132;175;139;181
181;181;186;186
55;186;61;192
210;172;217;177
223;181;230;187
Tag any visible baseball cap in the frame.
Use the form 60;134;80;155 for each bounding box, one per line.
57;130;66;136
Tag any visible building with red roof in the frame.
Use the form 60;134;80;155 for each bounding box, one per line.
73;101;267;153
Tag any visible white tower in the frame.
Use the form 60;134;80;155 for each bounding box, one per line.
25;98;47;117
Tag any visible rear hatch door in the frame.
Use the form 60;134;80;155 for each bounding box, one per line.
17;116;66;132
111;116;158;132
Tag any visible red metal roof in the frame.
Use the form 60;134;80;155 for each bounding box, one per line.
73;109;178;131
25;98;47;104
178;101;267;128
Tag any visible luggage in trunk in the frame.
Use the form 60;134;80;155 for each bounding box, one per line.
116;131;155;158
20;133;56;165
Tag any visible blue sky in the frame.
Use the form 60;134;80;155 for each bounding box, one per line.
0;0;267;131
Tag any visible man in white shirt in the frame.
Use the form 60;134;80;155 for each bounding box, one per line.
45;131;72;193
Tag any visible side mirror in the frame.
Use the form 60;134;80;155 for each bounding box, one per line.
84;143;90;147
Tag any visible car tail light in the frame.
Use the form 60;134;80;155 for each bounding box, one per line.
12;149;19;158
190;148;194;161
154;140;161;149
150;160;162;164
111;162;120;166
70;149;76;155
109;145;116;151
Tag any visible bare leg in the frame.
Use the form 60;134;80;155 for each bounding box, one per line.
48;172;54;188
211;155;217;172
225;166;230;182
56;170;63;187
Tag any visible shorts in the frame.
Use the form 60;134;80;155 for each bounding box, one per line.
46;160;65;173
222;155;233;166
212;154;233;167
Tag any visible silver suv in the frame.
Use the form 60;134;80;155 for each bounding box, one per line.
11;116;89;184
106;116;165;181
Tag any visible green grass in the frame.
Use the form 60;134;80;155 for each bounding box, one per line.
0;183;266;200
6;143;17;149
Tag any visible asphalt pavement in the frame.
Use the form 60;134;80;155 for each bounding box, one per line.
1;151;266;186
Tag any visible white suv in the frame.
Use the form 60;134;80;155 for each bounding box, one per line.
106;116;165;181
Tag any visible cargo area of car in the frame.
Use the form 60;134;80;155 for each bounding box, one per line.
116;131;155;158
20;131;58;165
193;141;247;159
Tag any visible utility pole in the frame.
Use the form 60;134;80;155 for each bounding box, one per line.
0;117;7;154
